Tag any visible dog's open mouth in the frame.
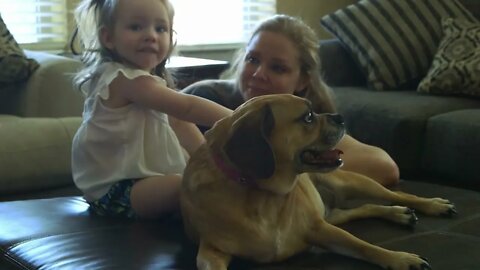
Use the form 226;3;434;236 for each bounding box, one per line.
301;148;343;169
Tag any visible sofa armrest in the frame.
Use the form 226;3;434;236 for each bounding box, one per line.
319;39;366;87
10;50;84;117
0;115;81;196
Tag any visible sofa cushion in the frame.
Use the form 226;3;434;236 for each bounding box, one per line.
320;0;477;91
0;15;39;86
319;39;366;87
332;87;480;176
0;116;81;195
0;84;17;114
422;109;480;190
1;182;480;269
418;18;480;97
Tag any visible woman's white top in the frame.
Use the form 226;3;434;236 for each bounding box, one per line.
72;62;186;202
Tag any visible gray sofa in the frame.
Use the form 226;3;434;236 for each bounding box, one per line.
1;52;480;270
1;48;480;270
320;39;480;191
0;50;83;201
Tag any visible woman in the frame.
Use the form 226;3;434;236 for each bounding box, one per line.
182;14;399;186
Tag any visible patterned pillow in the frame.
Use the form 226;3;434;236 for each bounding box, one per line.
417;18;480;97
320;0;478;91
459;0;480;19
0;15;39;85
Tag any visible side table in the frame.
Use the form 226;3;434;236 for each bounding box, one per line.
167;56;229;89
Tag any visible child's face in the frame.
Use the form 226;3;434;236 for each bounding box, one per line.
101;0;171;72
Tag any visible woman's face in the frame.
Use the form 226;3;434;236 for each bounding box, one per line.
239;31;307;101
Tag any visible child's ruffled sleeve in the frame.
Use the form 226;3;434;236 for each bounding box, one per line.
95;63;167;100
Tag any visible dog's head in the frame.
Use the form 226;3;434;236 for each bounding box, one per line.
206;94;345;194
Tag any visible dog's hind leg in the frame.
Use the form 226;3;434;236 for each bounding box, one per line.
197;241;232;270
313;170;456;217
326;204;418;227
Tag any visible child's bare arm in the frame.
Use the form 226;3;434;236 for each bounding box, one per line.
109;74;232;126
168;116;205;157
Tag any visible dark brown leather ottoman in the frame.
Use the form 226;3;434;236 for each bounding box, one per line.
1;180;480;270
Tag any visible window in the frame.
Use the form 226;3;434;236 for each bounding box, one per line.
0;0;276;51
172;0;276;46
0;0;69;51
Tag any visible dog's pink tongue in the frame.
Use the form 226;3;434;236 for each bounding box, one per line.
303;149;344;165
321;149;343;160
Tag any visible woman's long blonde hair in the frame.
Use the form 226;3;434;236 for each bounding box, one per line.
71;0;176;95
222;14;336;113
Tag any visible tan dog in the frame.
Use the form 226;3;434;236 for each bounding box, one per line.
180;94;455;270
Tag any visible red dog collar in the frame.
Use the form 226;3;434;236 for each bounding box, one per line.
211;151;256;186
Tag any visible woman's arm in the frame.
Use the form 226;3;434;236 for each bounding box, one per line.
337;135;400;186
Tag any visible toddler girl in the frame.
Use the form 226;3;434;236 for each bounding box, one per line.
71;0;232;219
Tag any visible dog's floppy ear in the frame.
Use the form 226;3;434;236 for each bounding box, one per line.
224;104;275;180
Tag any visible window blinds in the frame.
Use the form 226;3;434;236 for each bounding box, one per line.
242;0;277;40
0;0;276;51
0;0;68;51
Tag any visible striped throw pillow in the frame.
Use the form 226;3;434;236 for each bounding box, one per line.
320;0;478;90
460;0;480;19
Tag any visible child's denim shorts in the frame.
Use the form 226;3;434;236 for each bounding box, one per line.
88;179;137;219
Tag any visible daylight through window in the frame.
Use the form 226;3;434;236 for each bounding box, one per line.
0;0;276;51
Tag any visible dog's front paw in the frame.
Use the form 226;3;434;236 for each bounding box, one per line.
385;206;418;228
417;197;456;217
383;251;431;270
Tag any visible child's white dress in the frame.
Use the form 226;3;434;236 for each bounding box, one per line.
72;62;186;202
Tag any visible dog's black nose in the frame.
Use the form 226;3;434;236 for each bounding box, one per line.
327;113;344;126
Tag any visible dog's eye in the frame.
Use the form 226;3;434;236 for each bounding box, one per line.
303;111;314;123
